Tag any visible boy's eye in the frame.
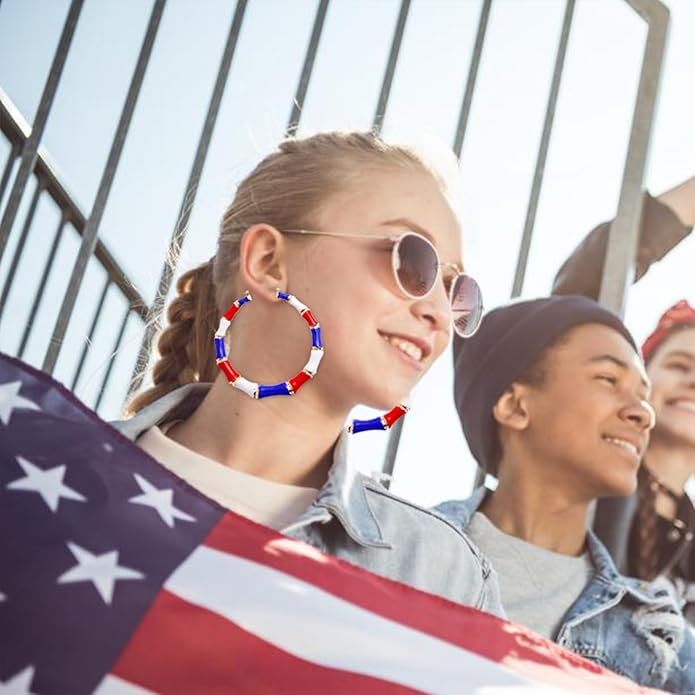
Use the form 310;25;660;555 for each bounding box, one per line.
666;361;689;372
597;374;618;385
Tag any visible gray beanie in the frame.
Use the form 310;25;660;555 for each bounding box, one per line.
453;295;637;476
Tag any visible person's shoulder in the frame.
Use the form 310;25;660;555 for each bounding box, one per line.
359;475;479;547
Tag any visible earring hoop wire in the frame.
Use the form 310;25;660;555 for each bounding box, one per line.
214;290;324;399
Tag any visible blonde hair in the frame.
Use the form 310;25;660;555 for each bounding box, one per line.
128;131;445;414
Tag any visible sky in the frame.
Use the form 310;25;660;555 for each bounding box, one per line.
0;0;693;507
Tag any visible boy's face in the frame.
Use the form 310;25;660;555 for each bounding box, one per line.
518;323;653;499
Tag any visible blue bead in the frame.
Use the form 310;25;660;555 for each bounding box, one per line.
350;417;385;434
311;327;323;349
214;337;226;360
238;295;251;306
257;382;291;399
277;291;290;301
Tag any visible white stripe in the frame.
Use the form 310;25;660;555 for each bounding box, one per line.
95;675;155;694
165;546;552;694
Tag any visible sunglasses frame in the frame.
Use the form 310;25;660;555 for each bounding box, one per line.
281;228;483;337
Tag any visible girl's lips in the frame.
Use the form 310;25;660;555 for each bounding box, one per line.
380;333;426;372
667;398;695;415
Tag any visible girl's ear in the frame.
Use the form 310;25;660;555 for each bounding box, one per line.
238;224;289;301
492;383;531;432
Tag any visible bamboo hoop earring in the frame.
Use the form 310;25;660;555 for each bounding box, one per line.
348;404;410;434
214;290;324;399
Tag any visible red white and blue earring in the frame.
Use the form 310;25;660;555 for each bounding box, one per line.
348;404;410;434
214;289;323;399
214;290;410;433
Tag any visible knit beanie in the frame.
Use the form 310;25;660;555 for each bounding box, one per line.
453;295;637;475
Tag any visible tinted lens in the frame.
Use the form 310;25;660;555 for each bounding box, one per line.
450;274;483;338
395;233;439;297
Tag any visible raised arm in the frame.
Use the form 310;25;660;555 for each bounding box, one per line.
552;177;694;299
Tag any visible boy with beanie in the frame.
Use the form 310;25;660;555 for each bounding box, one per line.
435;295;695;693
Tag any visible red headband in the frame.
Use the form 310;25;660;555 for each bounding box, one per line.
642;299;695;361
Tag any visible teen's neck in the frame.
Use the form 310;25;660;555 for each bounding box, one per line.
166;378;347;489
644;437;695;494
480;467;589;557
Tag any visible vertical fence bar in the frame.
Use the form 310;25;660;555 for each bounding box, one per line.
511;0;574;298
378;0;412;480
0;144;19;206
287;0;330;132
0;0;83;264
127;0;247;399
0;182;42;323
17;214;67;358
94;306;131;412
71;277;111;391
452;0;492;159
598;0;669;315
592;0;669;570
43;0;166;374
372;0;410;135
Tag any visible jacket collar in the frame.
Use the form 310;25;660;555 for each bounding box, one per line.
112;383;387;548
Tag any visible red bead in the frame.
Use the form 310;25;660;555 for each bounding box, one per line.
288;370;312;393
382;405;408;429
223;303;241;321
218;359;240;382
301;309;318;327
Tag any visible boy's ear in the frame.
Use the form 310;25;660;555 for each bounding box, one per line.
238;224;288;301
492;383;531;432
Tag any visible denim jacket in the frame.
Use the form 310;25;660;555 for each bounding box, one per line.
113;384;504;616
435;488;695;693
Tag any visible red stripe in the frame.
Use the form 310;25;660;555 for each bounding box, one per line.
112;590;424;695
200;512;642;694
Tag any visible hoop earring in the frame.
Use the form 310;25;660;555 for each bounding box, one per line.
348;405;410;434
214;290;324;399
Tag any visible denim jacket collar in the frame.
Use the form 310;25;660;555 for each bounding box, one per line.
113;383;388;548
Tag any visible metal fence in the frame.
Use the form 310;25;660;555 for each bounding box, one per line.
0;0;670;479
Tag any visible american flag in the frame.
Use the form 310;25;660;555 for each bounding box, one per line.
0;352;663;694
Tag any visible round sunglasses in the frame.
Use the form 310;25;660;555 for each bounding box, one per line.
282;229;484;338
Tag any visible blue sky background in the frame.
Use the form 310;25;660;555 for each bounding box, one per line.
0;0;693;505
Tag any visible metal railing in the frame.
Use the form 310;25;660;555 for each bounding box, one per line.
0;0;670;487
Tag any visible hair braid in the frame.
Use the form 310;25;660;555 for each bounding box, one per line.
127;260;219;414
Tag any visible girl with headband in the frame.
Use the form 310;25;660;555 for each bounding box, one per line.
116;131;502;614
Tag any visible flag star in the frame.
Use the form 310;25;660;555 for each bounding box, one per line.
129;473;195;528
0;666;36;693
0;381;40;426
57;542;144;605
0;591;5;601
6;457;86;512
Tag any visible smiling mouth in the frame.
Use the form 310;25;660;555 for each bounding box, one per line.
380;333;424;364
602;436;640;459
669;399;695;415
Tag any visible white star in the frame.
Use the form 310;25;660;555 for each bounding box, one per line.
6;457;86;512
0;591;5;601
57;542;144;605
0;666;36;693
0;381;40;426
129;473;195;528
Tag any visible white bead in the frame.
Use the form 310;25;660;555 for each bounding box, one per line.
233;377;258;399
215;317;231;337
304;347;324;375
288;294;308;315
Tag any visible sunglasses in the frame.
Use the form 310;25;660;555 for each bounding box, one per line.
282;229;484;338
